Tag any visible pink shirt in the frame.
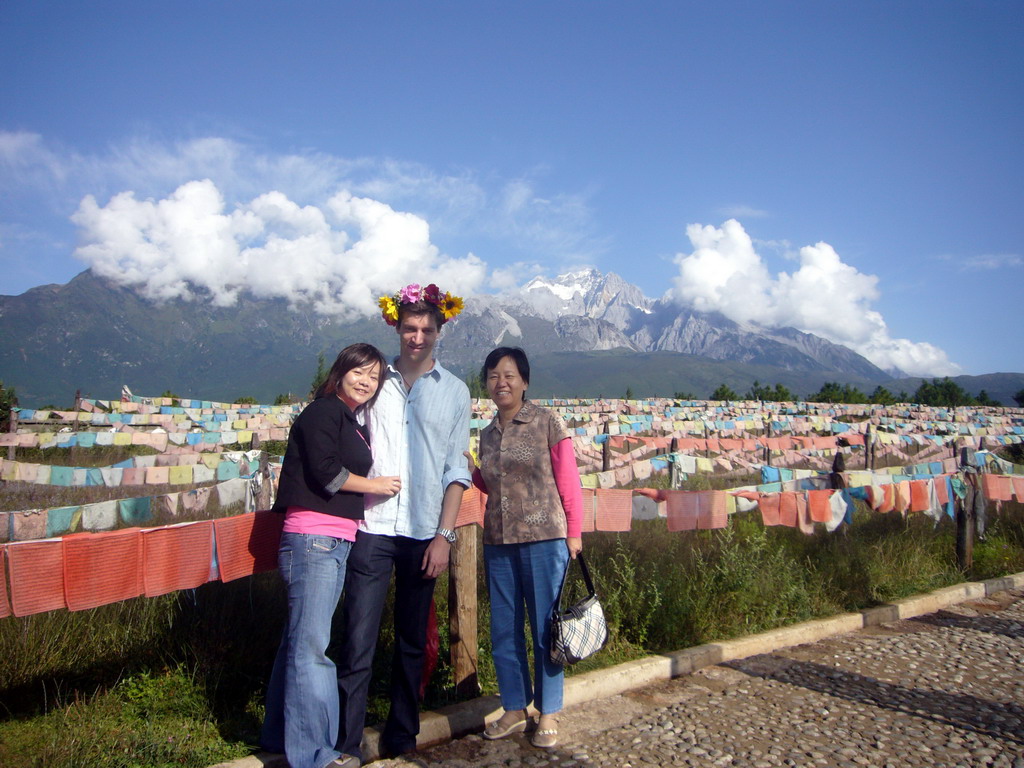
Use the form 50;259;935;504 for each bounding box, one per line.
282;506;360;541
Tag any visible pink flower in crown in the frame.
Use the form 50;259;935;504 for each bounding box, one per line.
422;283;443;305
398;283;422;304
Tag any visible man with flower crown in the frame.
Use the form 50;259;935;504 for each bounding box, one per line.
334;282;471;765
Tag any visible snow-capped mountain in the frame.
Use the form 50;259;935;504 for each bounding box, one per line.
446;268;890;380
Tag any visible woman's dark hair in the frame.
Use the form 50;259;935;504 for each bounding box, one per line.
480;347;530;401
316;342;388;407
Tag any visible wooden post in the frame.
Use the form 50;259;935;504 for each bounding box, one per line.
449;524;479;697
256;450;273;511
6;406;15;462
956;448;976;572
601;421;610;472
669;437;679;489
865;424;873;471
70;389;82;465
764;419;773;467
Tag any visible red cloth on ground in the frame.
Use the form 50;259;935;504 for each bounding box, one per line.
63;528;143;611
596;489;632;531
214;510;284;582
7;539;65;616
142;521;214;597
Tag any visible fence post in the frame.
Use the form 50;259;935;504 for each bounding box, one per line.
6;406;16;462
449;524;479;697
956;448;976;572
71;389;82;465
669;437;679;489
601;421;610;472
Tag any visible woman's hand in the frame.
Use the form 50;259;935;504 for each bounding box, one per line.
368;475;402;497
463;450;477;472
566;536;582;559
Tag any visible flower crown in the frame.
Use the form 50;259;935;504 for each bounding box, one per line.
377;283;464;327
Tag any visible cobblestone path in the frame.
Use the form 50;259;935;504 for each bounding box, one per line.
372;589;1024;768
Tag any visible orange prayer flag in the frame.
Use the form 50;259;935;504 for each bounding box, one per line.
214;511;283;582
142;522;214;597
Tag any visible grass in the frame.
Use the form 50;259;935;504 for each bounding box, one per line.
2;498;1023;766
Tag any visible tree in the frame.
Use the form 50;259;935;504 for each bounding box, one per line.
234;396;259;405
975;389;1001;407
807;381;867;404
746;380;794;402
309;352;327;398
672;390;697;401
160;389;180;400
912;377;973;408
465;371;487;399
624;386;634;400
868;386;897;405
0;380;17;432
710;383;738;401
273;393;295;405
1014;389;1024;408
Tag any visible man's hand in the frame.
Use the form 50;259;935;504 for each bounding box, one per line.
421;535;451;578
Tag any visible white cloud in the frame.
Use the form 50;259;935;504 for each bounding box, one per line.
718;204;769;219
672;219;961;377
957;253;1023;271
2;132;603;291
72;180;486;318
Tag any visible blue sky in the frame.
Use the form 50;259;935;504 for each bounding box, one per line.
1;1;1022;377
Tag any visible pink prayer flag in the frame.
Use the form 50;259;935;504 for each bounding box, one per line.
579;489;597;533
665;491;698;531
1012;476;1024;502
697;491;728;530
455;487;485;528
595;489;632;531
64;529;143;611
0;547;10;618
909;480;930;513
142;522;214;597
759;494;781;526
779;492;798;527
808;490;832;523
8;539;66;616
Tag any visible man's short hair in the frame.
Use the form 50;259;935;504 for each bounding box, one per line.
397;300;444;330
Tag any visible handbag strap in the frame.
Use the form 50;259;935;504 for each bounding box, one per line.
555;552;598;612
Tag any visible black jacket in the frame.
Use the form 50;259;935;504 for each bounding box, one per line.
273;395;371;519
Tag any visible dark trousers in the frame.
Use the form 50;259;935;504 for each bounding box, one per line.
335;531;436;760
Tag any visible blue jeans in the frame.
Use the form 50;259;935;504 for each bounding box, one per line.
484;539;570;715
336;532;437;760
261;532;353;768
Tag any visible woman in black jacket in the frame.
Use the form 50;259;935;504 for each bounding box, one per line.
261;343;401;768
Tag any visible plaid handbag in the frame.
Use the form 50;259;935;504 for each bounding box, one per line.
549;552;608;666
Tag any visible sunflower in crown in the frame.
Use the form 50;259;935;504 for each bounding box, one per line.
378;282;464;326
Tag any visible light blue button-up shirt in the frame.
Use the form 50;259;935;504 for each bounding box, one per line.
362;359;472;539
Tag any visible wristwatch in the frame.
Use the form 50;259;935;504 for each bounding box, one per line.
436;527;457;544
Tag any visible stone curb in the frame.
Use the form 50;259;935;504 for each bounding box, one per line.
210;571;1024;768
